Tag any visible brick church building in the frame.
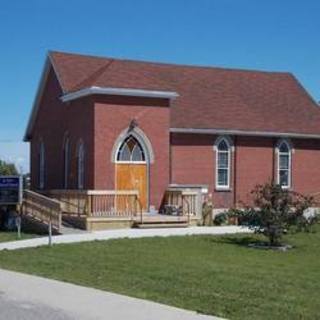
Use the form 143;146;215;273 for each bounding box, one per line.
25;51;320;216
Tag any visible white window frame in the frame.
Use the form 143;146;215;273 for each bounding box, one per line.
77;141;85;190
276;139;292;189
215;137;231;190
39;141;45;190
115;135;147;164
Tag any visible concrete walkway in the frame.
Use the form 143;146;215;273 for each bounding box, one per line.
0;269;223;320
0;226;250;251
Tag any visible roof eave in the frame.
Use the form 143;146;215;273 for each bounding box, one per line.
24;57;52;142
60;86;179;102
24;52;67;142
170;127;320;140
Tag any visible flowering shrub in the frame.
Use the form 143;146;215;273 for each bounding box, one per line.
233;183;315;246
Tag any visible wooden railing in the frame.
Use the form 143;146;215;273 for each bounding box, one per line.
23;190;62;231
47;190;140;218
164;189;200;217
88;190;140;217
47;190;87;216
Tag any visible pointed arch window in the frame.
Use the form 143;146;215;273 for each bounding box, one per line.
277;140;292;189
63;137;70;189
77;141;85;189
216;137;231;189
39;141;45;190
116;136;146;163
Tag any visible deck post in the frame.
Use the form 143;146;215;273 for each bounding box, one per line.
86;194;92;217
48;212;52;247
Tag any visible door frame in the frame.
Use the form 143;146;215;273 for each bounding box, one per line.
115;162;149;212
111;127;154;212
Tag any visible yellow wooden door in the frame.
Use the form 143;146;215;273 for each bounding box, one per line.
116;164;147;211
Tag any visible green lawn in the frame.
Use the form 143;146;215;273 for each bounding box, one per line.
0;231;38;243
0;227;319;320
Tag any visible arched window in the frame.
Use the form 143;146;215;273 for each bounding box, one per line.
77;141;85;189
215;137;231;189
116;136;146;162
277;140;292;188
63;137;70;189
39;141;45;189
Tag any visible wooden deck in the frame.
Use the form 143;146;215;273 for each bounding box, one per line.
62;212;195;230
23;188;204;231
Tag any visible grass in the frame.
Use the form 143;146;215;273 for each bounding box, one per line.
0;227;320;320
0;231;39;242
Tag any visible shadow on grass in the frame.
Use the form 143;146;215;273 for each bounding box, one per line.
210;235;268;248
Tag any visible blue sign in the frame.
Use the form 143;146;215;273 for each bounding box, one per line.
0;176;22;205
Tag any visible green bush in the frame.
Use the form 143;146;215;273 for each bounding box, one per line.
233;182;315;246
213;211;228;226
0;160;18;175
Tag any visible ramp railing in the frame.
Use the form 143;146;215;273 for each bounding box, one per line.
23;190;62;232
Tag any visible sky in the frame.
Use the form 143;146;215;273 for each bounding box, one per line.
0;0;319;173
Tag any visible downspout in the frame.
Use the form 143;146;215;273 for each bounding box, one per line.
272;138;276;184
169;133;172;184
233;136;237;207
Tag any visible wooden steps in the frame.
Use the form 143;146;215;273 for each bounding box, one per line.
134;222;189;229
133;214;189;229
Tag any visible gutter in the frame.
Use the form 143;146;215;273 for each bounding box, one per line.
170;127;320;140
61;86;179;102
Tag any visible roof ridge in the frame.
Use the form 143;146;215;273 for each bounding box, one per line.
49;50;291;76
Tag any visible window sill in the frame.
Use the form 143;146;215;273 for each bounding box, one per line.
215;188;232;192
281;186;292;191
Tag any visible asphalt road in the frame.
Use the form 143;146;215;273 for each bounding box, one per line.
0;293;73;320
0;269;222;320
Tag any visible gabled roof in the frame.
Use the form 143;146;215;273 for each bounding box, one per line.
25;51;320;140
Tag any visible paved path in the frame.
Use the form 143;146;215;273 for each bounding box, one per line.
0;269;223;320
0;226;250;251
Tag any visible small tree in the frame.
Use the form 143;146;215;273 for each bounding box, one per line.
0;160;18;175
237;182;314;246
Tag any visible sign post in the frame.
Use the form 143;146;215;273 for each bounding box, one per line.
15;215;21;239
0;176;23;205
0;176;23;236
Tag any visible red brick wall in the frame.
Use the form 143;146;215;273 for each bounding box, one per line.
235;136;275;205
170;133;233;208
171;133;320;208
30;67;94;190
29;67;320;208
93;95;170;209
292;139;320;195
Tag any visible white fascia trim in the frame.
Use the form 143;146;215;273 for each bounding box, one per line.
24;53;66;142
61;86;179;102
48;53;66;95
170;127;320;140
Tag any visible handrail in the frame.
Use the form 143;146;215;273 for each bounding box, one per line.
48;189;140;218
164;189;199;218
23;190;62;232
49;189;139;196
26;190;61;205
88;190;139;196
